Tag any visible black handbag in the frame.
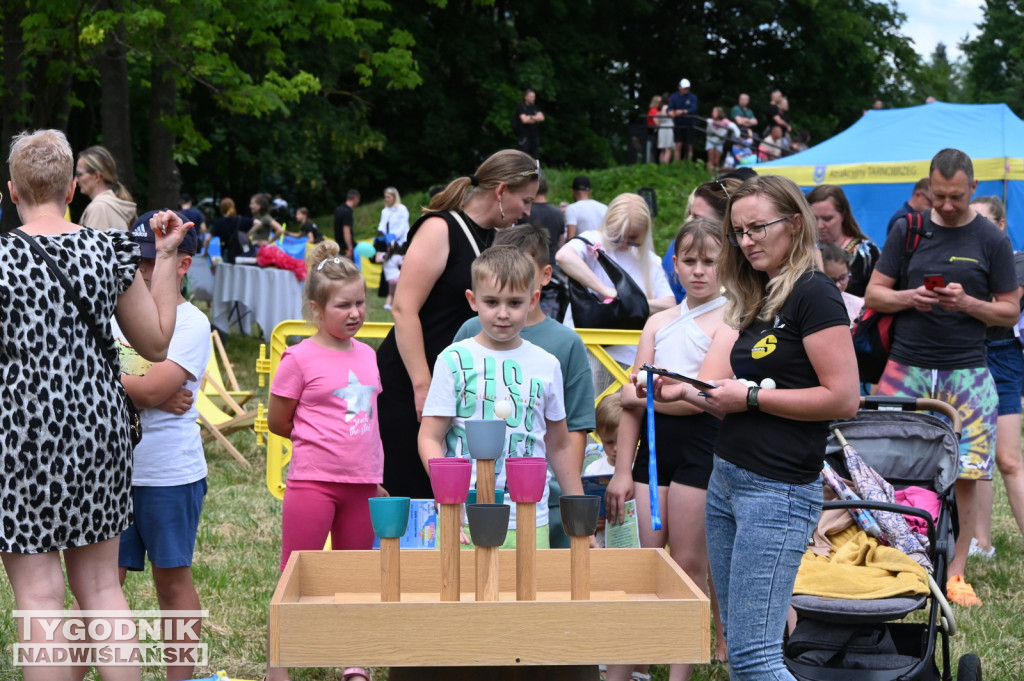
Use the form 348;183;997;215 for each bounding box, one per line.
9;229;143;447
566;237;650;330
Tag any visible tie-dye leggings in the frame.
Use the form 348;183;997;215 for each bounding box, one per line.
877;360;996;480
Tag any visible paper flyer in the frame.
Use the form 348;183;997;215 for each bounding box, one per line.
605;499;641;549
372;498;437;550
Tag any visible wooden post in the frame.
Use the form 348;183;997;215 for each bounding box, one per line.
516;502;536;601
440;503;462;602
475;546;500;601
380;536;401;602
570;535;590;601
476;459;496;504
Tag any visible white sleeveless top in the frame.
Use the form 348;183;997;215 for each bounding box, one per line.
653;297;726;376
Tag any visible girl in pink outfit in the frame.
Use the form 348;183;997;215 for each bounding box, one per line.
267;240;381;681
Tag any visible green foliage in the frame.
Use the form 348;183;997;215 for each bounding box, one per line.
912;43;967;104
963;0;1024;115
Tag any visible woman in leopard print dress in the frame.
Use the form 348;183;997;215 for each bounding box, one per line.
1;129;190;681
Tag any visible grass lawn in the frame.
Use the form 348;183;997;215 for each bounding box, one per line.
3;163;1024;679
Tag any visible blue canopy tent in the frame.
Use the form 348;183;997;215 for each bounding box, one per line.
758;102;1024;248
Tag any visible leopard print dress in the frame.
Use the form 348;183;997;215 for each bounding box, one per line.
1;228;139;553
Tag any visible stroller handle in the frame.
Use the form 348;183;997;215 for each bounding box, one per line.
860;396;962;438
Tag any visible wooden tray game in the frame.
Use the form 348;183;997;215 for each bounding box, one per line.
269;547;709;668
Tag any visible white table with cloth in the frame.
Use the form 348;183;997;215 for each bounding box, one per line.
211;263;303;343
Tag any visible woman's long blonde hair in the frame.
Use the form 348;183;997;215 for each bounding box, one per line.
600;193;656;295
718;175;818;329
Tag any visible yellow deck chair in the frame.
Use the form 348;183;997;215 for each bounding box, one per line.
202;330;253;407
197;374;256;468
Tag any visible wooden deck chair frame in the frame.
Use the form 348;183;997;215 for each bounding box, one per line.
197;373;257;468
202;330;253;407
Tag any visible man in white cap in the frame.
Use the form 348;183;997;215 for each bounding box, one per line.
668;78;698;162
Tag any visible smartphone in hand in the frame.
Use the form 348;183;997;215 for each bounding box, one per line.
922;274;946;291
639;364;717;391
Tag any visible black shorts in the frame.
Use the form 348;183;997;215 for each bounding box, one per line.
632;411;718;489
673;126;694;145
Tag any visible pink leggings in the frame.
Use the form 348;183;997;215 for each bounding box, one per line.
280;479;377;570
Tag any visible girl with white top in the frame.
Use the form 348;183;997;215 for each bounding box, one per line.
604;218;728;681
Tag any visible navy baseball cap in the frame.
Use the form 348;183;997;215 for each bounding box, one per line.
130;210;199;258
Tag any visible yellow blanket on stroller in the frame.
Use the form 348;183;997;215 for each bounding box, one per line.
794;526;929;600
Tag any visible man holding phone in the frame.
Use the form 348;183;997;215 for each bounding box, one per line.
865;148;1020;608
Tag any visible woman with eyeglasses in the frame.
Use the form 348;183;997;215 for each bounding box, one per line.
76;144;137;231
648;175;859;680
556;192;675;366
376;149;540;500
807;184;879;297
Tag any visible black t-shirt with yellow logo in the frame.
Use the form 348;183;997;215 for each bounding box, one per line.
717;271;850;484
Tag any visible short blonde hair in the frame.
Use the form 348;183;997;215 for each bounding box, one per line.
471;245;535;293
595;393;622;436
7;129;73;206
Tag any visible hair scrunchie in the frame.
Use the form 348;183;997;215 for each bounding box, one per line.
469;174;479;187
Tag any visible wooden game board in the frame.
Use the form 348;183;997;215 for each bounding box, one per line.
270;547;709;668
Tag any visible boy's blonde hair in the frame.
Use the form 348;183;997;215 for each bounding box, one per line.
493;223;551;269
471;245;535;293
595;392;622;437
304;240;365;324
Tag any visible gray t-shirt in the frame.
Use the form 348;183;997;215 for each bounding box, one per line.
878;214;1017;369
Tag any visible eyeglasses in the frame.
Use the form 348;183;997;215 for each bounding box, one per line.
610;237;644;248
830;272;851;285
74;170;90;178
727;216;790;246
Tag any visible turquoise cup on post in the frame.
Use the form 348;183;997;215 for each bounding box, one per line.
369;496;411;539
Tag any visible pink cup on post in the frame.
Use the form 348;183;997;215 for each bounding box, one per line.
428;457;472;504
505;456;548;503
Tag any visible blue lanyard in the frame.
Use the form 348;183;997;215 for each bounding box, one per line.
646;371;662;531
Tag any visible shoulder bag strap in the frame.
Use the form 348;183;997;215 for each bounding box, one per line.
448;210;482;257
9;229;120;377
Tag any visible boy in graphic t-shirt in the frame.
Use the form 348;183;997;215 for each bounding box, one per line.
419;245;587;548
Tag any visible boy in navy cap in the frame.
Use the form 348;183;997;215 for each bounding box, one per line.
112;210;211;681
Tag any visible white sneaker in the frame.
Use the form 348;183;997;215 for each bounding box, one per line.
969;537;996;560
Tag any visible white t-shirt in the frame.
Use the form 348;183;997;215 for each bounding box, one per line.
112;302;212;486
565;199;608;235
564;230;673;365
377;204;410;245
423;338;566;528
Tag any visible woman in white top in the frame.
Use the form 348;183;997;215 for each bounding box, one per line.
377;186;410;246
556;192;675;366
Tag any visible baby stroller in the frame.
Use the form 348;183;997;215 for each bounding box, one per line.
784;396;981;681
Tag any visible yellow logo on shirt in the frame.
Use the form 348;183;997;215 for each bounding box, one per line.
752;334;777;359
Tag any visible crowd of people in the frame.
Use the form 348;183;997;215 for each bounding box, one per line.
2;127;1021;681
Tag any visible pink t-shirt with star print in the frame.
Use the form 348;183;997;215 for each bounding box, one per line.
271;338;383;484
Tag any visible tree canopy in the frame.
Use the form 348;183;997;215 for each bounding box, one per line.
0;0;938;228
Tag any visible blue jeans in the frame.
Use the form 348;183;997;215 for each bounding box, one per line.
706;456;822;681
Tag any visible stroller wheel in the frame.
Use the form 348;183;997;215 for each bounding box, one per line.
957;653;982;681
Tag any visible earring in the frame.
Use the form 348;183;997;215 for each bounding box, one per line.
498;199;505;221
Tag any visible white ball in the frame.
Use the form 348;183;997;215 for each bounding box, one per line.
760;378;776;390
493;400;513;419
636;370;649;386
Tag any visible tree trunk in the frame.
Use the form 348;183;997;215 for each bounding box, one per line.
1;3;28;232
147;54;181;210
97;0;136;198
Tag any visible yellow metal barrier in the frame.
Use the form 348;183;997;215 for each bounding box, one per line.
254;321;640;500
